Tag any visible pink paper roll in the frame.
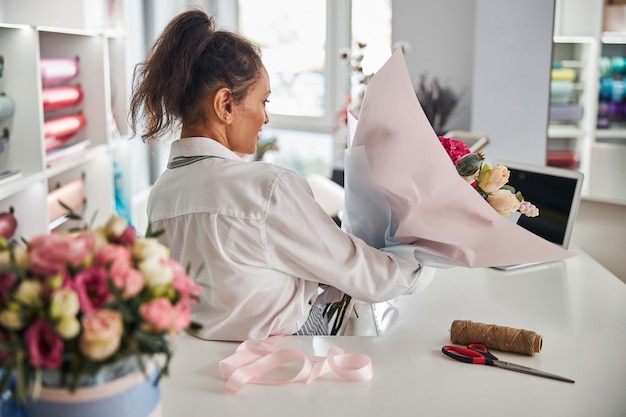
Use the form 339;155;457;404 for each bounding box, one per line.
42;85;84;112
40;58;80;87
44;114;87;152
47;179;85;223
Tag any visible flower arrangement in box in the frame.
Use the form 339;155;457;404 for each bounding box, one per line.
0;207;201;410
438;136;539;217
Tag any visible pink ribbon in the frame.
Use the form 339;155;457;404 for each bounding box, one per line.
219;336;373;393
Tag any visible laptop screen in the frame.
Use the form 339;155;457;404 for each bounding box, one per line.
497;162;584;249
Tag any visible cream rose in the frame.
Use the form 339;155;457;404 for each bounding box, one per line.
104;215;127;239
132;238;170;262
138;257;174;287
478;164;510;193
486;189;521;216
56;316;80;339
49;288;80;319
15;280;43;307
79;309;124;361
0;307;23;330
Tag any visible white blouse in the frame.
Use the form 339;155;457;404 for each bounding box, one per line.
147;137;426;341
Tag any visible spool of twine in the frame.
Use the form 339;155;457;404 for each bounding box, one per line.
449;320;542;356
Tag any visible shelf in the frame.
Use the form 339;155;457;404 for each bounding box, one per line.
45;144;110;178
601;32;626;44
548;124;585;138
595;128;626;139
553;35;595;44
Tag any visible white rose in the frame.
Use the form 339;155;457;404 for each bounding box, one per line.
138;256;174;287
132;238;170;261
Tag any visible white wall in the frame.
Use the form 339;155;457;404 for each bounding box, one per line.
392;0;476;133
471;0;555;165
392;0;555;166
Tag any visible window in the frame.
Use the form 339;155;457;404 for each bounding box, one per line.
238;0;391;134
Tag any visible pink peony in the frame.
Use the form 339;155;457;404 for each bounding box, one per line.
93;244;132;271
171;302;191;332
79;309;123;361
168;260;201;303
23;319;63;369
139;298;175;332
28;233;94;277
109;265;145;299
73;266;110;313
438;136;471;165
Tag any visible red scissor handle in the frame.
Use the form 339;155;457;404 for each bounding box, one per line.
441;345;494;365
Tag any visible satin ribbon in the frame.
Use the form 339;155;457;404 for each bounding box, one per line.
219;336;373;393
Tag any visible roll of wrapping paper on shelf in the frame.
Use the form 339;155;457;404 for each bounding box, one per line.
550;67;576;82
449;320;542;356
47;179;85;224
550;81;575;104
40;57;79;87
0;94;15;120
42;85;83;112
44;113;86;152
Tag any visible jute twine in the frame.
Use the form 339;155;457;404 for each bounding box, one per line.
449;320;542;356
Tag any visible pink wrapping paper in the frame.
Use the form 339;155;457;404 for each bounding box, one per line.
47;179;85;223
342;50;575;268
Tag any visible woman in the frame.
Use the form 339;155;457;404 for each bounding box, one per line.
130;9;428;341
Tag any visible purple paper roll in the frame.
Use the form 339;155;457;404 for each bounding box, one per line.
549;104;584;122
40;58;79;87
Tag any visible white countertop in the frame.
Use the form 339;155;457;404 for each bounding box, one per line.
160;249;626;417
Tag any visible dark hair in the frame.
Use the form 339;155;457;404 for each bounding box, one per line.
129;9;264;142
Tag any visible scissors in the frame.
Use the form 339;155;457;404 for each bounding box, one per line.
441;344;575;383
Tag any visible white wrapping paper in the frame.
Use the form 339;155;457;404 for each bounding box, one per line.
342;50;575;268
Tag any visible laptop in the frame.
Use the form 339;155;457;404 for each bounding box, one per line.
491;160;584;271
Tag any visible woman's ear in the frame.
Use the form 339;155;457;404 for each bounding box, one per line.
213;87;233;123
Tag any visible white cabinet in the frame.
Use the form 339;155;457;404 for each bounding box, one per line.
0;19;117;239
550;0;626;203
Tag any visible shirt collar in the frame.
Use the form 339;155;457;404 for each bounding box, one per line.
168;137;246;162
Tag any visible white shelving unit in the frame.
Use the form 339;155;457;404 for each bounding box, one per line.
0;1;128;239
550;0;626;203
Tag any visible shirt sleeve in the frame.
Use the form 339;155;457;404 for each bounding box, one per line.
262;169;424;303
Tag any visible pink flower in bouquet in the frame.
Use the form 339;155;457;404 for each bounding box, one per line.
79;309;123;361
73;266;110;313
486;189;521;216
168;259;202;303
172;302;192;332
23;319;63;369
28;233;94;277
109;265;145;299
438;136;471;164
477;164;510;193
93;243;132;271
139;298;176;332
